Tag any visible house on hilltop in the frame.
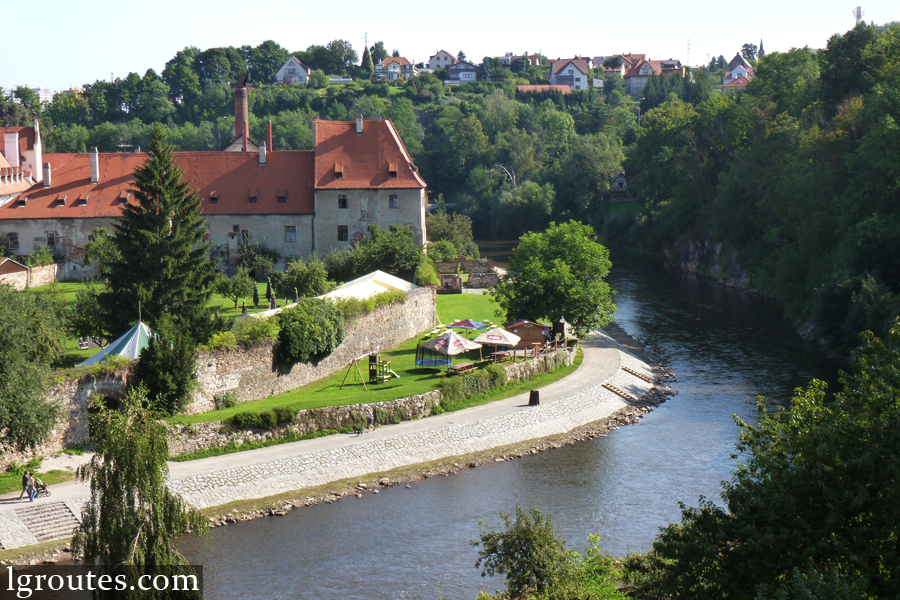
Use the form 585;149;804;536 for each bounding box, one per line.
428;50;457;71
275;56;312;85
447;61;477;83
722;53;754;89
549;58;592;90
376;57;418;81
624;58;685;96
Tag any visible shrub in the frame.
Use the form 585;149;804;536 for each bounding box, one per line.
415;260;440;286
330;290;407;321
278;298;345;363
25;245;55;267
257;410;278;429
427;239;458;262
199;331;237;352
227;412;259;430
270;256;330;300
214;392;238;411
232;316;280;346
484;364;508;388
273;406;297;425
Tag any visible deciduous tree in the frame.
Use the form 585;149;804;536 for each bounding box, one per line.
73;386;207;599
492;221;615;336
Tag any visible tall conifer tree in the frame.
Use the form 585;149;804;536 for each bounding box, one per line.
100;126;216;340
361;46;375;79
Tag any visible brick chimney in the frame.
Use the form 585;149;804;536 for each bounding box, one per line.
3;131;19;167
234;85;249;145
267;120;273;151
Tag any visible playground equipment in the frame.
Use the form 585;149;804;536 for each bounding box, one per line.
341;352;398;389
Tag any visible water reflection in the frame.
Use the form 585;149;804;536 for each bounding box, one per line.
180;255;839;600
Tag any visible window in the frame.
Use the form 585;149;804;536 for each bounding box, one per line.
249;195;257;204
389;163;397;178
338;226;348;241
389;195;399;209
209;191;218;204
47;233;56;248
575;77;581;82
284;226;297;243
338;195;348;209
278;195;287;204
241;230;250;242
334;164;343;179
568;69;574;75
233;224;240;233
8;233;18;250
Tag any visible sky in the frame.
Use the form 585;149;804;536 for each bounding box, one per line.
2;0;898;92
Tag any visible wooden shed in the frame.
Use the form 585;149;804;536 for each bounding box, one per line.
504;319;551;350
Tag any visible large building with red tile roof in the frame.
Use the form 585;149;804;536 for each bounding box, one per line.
722;53;754;89
0;117;426;279
375;57;418;81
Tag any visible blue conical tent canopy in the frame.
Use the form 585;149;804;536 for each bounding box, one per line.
79;322;153;367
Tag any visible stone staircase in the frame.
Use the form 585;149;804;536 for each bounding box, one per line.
14;502;80;542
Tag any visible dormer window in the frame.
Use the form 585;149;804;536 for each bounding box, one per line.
119;192;130;205
334;164;343;179
56;195;66;207
19;197;27;207
389;163;397;178
209;191;219;204
77;194;88;206
278;194;287;204
249;194;257;204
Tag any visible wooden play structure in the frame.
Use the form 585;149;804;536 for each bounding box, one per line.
341;352;397;389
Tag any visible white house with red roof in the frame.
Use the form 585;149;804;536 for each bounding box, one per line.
722;53;754;89
375;57;418;81
427;50;457;72
275;56;312;85
549;58;592;90
0;116;427;278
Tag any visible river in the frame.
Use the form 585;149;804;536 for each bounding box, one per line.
179;254;839;600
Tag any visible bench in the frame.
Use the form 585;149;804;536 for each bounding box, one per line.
447;362;476;375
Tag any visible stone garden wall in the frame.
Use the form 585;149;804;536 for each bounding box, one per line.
29;263;58;288
185;286;437;414
434;258;496;274
0;369;130;470
165;347;576;457
168;391;442;456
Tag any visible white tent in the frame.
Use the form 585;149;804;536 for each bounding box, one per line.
79;322;152;367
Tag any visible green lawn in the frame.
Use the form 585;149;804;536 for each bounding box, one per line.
0;468;76;495
435;291;503;327
169;292;568;426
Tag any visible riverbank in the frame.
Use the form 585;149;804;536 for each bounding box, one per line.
0;326;673;564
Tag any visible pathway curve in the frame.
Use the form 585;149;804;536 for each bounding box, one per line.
0;331;654;550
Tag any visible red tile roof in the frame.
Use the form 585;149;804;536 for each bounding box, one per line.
516;85;572;95
380;57;411;67
0;126;36;157
314;120;426;190
0;151;314;220
723;76;750;88
625;60;685;78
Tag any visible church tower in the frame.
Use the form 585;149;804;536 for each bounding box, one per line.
758;37;765;58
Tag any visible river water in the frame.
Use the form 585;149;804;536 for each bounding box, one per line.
180;254;839;600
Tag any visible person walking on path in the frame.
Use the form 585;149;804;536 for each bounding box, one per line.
27;473;37;502
18;471;29;500
366;409;374;432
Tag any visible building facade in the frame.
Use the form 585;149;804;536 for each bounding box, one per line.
447;61;477;83
375;57;418;81
0;118;427;278
549;59;591;90
428;50;457;71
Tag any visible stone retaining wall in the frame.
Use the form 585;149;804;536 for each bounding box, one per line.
168;391;442;456
0;268;28;291
186;286;436;414
0;370;130;470
166;348;574;456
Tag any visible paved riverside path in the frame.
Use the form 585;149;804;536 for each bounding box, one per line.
0;331;654;549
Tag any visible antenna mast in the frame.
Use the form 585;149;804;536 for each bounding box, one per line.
687;39;690;68
852;5;864;24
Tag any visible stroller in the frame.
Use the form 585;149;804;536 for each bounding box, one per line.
34;481;51;498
